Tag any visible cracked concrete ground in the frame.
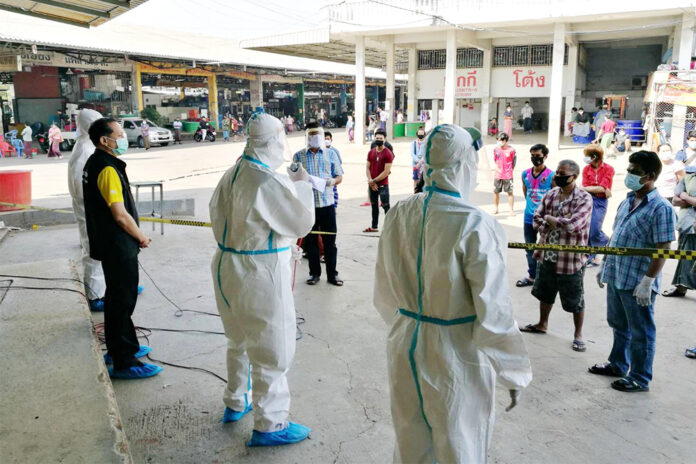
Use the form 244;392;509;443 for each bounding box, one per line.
1;131;695;463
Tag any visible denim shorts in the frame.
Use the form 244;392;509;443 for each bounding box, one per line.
532;261;585;313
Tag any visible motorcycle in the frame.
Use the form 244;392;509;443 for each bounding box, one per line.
194;126;216;142
36;132;49;153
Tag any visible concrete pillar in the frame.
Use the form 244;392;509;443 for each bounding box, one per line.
431;99;439;126
355;35;366;145
442;29;457;124
547;23;566;150
479;46;492;132
250;78;263;111
671;13;695;148
207;74;219;128
385;36;395;139
407;46;417;121
133;62;143;114
296;82;305;126
564;44;578;137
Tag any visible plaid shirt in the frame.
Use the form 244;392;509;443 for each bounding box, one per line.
601;189;676;292
533;186;593;274
293;147;343;208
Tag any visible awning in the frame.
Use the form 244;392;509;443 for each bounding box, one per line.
0;0;149;28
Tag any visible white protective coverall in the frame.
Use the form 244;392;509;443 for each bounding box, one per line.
374;124;533;463
67;109;106;300
210;113;315;432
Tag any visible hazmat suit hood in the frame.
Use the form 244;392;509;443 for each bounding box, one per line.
68;109;103;199
242;113;287;170
422;124;478;202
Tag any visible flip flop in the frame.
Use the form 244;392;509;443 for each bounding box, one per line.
685;347;696;359
662;287;687;297
363;227;379;233
572;340;587;352
516;277;534;287
520;324;546;334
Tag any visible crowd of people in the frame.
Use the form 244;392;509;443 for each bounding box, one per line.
59;105;696;460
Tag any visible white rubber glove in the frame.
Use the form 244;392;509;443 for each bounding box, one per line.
291;244;303;262
633;275;655;307
287;164;309;182
505;390;520;412
325;177;336;187
596;261;605;289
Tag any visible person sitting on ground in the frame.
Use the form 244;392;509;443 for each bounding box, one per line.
607;127;631;157
488;117;499;136
521;160;593;353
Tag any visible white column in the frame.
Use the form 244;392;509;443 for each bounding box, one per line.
442;29;457;124
671;13;695;147
547;23;566;150
407;46;417;121
431;99;439;126
564;44;578;137
479;46;492;132
250;78;263;110
385;36;395;139
355;35;366;145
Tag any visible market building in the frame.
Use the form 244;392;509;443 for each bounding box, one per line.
241;0;696;149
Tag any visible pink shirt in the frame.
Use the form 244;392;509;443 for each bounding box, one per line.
494;146;516;180
600;119;616;134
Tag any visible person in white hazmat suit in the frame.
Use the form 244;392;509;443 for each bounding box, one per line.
374;124;533;463
67;109;107;311
210;112;316;447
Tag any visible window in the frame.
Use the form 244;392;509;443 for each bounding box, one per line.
123;121;135;129
493;44;569;67
418;48;484;70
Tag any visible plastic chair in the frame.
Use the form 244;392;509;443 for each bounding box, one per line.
0;135;15;157
12;139;23;157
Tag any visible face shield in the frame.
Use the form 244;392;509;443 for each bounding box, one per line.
306;126;325;150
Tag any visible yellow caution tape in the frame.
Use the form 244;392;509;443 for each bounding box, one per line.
3;202;694;257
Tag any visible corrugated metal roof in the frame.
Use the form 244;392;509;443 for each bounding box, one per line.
0;0;149;27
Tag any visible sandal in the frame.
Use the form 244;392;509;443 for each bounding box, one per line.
685;347;696;359
611;377;649;392
520;324;546;334
516;277;534;287
662;286;687;298
363;227;379;233
572;340;586;352
588;362;624;377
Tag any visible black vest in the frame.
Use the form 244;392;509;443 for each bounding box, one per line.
83;149;140;261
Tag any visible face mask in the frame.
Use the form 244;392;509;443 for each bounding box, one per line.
531;156;544;167
496;141;504;147
417;134;425;140
625;173;646;191
583;156;593;164
308;134;322;148
106;136;128;156
554;174;574;188
375;140;384;147
658;151;672;161
688;141;696;149
324;139;332;147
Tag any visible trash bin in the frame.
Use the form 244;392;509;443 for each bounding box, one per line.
0;170;31;211
183;121;199;133
394;123;406;138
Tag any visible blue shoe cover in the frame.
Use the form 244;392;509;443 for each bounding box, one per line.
222;405;252;423
108;363;162;379
88;299;104;312
137;285;144;295
247;422;311;447
104;345;152;365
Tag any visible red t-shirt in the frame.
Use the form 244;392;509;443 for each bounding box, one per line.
367;147;395;186
582;162;615;198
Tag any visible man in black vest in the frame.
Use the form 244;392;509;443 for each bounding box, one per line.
83;118;162;379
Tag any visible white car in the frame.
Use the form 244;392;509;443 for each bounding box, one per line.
119;117;174;148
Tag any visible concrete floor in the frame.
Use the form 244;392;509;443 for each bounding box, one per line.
1;130;695;463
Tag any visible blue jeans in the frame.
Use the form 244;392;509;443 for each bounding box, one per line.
523;222;537;279
589;195;609;260
606;283;656;387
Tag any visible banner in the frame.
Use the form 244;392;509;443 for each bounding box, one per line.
20;51;131;72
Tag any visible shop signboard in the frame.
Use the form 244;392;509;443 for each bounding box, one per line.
0;55;21;72
416;69;485;99
20;51;131;72
491;67;551;97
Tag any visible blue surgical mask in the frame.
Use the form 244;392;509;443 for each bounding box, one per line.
107;136;129;156
624;173;645;191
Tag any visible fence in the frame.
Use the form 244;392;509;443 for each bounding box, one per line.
644;70;696;152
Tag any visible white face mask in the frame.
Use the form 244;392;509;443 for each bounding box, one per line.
583;156;592;164
308;134;322;148
325;139;332;147
658;150;673;161
688;140;696;150
496;141;504;147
